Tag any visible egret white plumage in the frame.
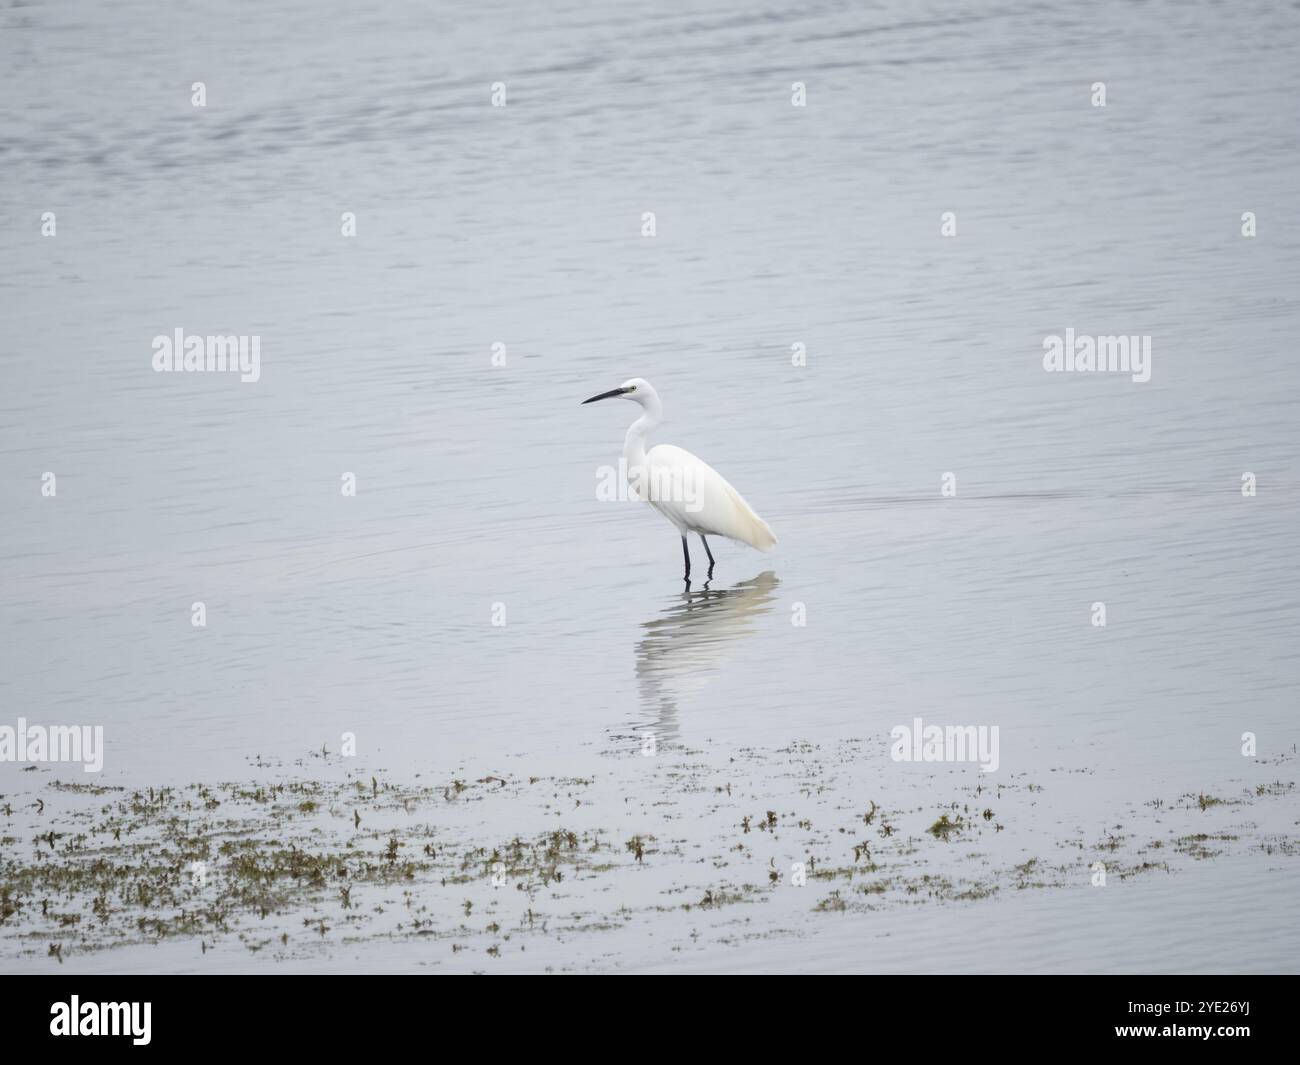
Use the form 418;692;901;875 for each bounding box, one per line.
582;378;777;581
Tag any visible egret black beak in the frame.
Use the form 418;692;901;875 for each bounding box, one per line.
581;386;631;404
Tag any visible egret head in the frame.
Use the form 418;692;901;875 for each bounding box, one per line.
581;377;656;406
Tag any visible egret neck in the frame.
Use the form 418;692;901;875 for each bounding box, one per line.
622;384;662;476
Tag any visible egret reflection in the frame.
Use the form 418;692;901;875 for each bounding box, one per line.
634;571;780;744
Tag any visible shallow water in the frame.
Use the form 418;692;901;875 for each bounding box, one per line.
1;0;1298;973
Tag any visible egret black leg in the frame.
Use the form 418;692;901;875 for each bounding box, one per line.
699;534;715;575
681;535;691;581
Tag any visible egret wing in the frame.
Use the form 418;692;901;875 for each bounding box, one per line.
643;444;777;551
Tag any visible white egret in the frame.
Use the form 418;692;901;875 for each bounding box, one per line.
582;378;777;580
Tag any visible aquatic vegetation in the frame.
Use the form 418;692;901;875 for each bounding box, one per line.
0;740;1294;970
928;814;963;839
